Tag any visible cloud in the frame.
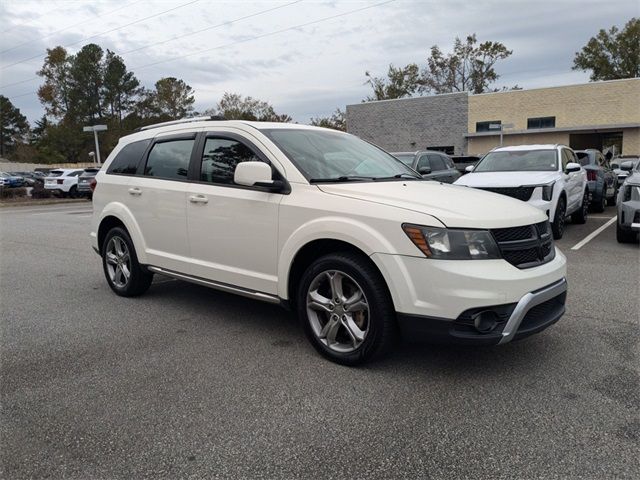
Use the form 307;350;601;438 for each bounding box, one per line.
0;0;638;125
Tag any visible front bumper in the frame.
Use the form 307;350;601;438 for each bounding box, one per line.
397;278;567;345
618;200;640;230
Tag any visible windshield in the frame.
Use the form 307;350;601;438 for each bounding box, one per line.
263;129;420;182
393;154;415;166
474;149;558;172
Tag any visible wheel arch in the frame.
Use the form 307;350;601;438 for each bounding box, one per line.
96;203;147;263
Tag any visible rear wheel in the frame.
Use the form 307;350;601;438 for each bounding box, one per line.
616;222;637;243
297;252;397;365
571;189;589;224
607;186;617;206
68;185;78;199
592;186;606;212
102;227;153;296
552;196;566;240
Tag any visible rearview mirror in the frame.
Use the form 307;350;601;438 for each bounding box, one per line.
565;162;581;173
465;165;474;173
418;166;431;175
620;161;634;172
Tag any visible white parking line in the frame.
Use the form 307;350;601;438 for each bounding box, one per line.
571;217;616;250
30;210;92;216
0;205;89;215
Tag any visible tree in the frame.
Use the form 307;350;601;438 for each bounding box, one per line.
154;77;195;119
0;95;29;157
67;43;105;122
422;35;512;94
310;108;346;131
103;50;140;126
212;92;291;122
573;18;640;81
37;46;72;118
364;64;421;101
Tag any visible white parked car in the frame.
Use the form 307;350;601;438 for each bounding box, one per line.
91;119;568;365
455;145;589;239
44;169;84;197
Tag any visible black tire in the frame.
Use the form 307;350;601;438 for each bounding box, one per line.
592;186;606;213
571;189;589;224
101;226;153;296
607;186;617;206
616;222;637;243
297;252;397;366
552;196;566;240
68;185;78;199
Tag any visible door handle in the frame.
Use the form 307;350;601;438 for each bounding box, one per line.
189;195;209;204
128;187;142;196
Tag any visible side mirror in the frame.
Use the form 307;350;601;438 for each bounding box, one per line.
234;161;280;190
565;162;581;173
465;165;475;173
418;166;431;175
620;161;634;172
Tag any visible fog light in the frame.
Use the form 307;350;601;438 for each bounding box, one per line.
472;310;499;333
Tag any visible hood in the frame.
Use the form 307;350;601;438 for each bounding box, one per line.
454;170;558;187
624;172;640;186
317;180;547;229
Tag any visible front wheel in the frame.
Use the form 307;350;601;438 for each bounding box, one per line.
592;187;606;213
102;227;153;296
616;222;638;243
297;252;397;365
552;196;566;240
571;190;589;224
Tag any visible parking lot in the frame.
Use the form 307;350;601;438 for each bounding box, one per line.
0;203;638;479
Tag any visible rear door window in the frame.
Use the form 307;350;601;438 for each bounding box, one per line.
144;139;194;180
107;139;151;175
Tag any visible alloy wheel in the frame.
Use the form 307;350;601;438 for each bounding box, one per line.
306;270;369;353
105;236;131;288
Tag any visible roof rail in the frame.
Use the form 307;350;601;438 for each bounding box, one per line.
137;115;225;132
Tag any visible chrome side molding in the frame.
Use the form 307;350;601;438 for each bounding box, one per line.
147;266;280;304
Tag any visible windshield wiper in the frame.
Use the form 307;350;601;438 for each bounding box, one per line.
309;175;376;183
375;173;422;180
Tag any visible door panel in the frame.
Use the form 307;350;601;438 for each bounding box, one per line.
129;136;195;271
186;134;282;294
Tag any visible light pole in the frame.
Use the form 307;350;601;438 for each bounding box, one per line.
83;125;107;165
489;123;514;146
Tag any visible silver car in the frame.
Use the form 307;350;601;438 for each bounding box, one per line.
616;160;640;243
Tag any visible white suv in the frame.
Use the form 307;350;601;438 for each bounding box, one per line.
44;168;84;197
91;119;568;365
455;145;589;239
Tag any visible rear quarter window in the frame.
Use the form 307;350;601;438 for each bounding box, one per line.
107;139;151;175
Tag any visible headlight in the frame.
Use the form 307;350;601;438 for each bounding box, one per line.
402;224;501;260
541;182;555;201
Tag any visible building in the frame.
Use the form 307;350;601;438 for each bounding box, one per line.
345;92;468;155
346;78;640;156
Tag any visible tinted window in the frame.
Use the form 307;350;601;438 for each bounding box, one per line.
561;149;574;170
144;139;194;180
416;155;430;170
428;155;446;171
200;138;264;185
575;151;591;166
527;116;556;129
476;121;501;133
107;140;150;175
393;154;415;166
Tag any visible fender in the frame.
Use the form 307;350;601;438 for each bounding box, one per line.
277;216;406;300
97;202;148;264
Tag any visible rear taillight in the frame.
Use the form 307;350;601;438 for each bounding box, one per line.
89;178;97;192
57;179;64;184
586;170;597;181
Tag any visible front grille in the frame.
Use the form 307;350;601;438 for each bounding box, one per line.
478;186;535;201
491;221;555;269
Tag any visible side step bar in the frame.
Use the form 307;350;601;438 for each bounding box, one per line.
147;266;280;304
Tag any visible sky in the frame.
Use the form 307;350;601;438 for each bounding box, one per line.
0;0;638;125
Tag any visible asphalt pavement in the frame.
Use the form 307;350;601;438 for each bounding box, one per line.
1;203;638;479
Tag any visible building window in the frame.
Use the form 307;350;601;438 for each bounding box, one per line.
527;116;556;129
476;121;501;132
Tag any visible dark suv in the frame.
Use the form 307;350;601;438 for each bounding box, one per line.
391;150;461;183
574;149;617;211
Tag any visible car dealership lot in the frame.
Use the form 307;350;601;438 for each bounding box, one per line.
1;204;638;478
